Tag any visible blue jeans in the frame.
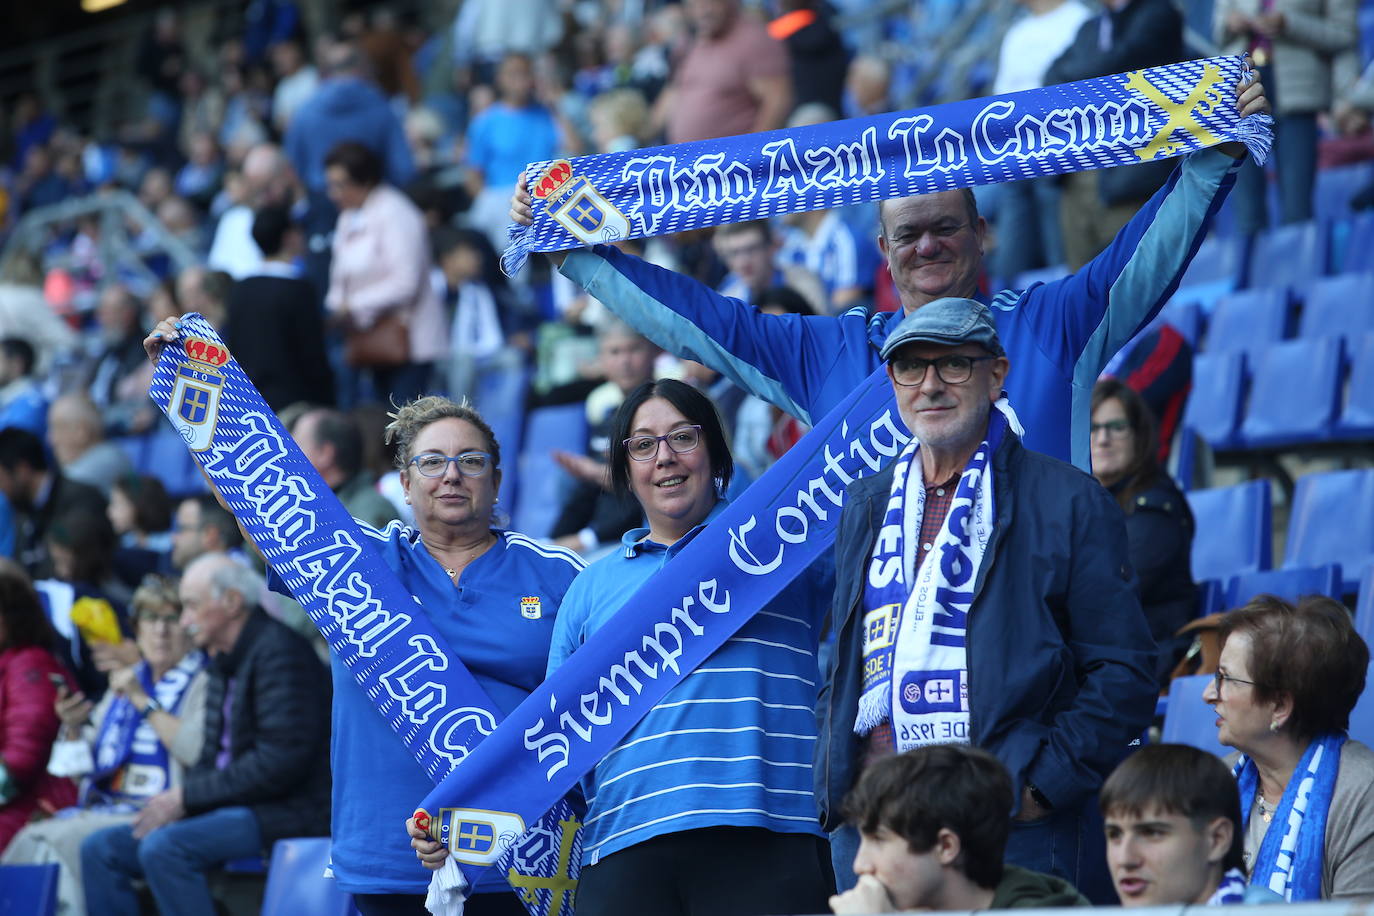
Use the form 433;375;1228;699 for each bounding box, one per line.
829;822;861;893
80;806;263;916
1005;804;1114;904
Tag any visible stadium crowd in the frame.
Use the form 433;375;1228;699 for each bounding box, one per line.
0;0;1372;914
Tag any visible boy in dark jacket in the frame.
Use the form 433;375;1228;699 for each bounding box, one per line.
830;744;1089;913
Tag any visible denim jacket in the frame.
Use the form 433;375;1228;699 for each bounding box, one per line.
814;432;1158;829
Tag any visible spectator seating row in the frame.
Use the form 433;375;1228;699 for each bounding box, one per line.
0;863;58;916
1188;470;1374;596
260;837;359;916
0;839;361;916
510;403;587;540
1175;210;1373;300
1181;331;1374;452
1197;273;1374;355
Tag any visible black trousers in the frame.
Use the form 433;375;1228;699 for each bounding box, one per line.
573;827;834;916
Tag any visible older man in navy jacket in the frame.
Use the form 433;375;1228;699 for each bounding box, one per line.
817;298;1157;903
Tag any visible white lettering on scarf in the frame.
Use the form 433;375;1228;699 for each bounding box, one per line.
521;407;912;781
522;579;729;779
1268;746;1321;896
206;411;317;551
728;411;908;576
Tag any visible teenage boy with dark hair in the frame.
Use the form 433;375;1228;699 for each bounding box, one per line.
831;745;1088;914
1101;743;1276;906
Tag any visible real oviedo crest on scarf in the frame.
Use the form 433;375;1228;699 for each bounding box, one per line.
169;335;229;451
531;159;631;247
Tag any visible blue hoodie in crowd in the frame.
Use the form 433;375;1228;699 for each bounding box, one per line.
284;77;416;193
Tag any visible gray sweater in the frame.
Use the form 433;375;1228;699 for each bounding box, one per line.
1240;739;1374;900
1214;0;1359;115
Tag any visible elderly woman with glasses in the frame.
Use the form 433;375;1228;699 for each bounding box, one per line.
1203;594;1374;900
1;574;207;913
501;378;832;916
328;395;585;916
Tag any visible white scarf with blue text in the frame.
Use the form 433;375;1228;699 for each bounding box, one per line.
856;404;1018;748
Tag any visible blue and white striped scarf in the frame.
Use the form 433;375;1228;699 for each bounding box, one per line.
1207;868;1249;905
856;406;1012;746
1234;732;1345;901
503;55;1269;274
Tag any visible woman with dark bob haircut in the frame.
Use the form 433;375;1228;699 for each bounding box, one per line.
545;378;835;916
1089;378;1195;684
1203;594;1374;900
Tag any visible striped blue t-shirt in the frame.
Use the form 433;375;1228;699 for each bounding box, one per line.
547;504;829;865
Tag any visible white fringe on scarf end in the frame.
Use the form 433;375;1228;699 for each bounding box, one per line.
425;858;469;916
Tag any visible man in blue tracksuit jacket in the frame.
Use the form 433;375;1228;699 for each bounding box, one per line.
521;79;1267;472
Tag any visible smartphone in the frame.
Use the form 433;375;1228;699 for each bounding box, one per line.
47;673;68;694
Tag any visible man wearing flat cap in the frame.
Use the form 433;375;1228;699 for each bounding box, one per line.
817;298;1157;905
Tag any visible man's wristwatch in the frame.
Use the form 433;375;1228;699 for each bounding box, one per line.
141;696;163;717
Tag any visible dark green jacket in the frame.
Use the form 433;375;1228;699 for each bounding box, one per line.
991;865;1091;908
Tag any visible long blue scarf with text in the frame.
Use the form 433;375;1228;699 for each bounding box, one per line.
148;314;581;916
417;365;908;892
1234;732;1345;901
503;55;1269;274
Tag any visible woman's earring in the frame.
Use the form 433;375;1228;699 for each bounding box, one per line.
1269;720;1280;733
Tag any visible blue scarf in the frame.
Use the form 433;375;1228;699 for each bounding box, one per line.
84;652;205;807
417;365;909;893
1207;868;1249;905
148;315;581;916
503;55;1269;274
856;408;1007;745
1233;732;1345;901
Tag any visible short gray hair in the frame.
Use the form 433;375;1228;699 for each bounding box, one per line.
206;556;265;609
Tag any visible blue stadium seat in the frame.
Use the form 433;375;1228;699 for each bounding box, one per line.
1336;332;1374;439
510;404;587;540
260;838;357;916
1226;563;1342;608
143;419;209;499
1315;162;1374;221
1249;220;1327;289
1160;674;1228;758
1186;479;1272;583
1297;273;1374;343
1355;562;1374;648
1349;662;1374;746
1176;233;1243;298
0;863;58;916
1154;299;1204;347
1285;468;1374;593
111;432;151;470
1204;287;1289;354
472;366;532;512
1180;351;1246;449
1237;336;1343;447
1336;212;1374;275
1197;577;1226;617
